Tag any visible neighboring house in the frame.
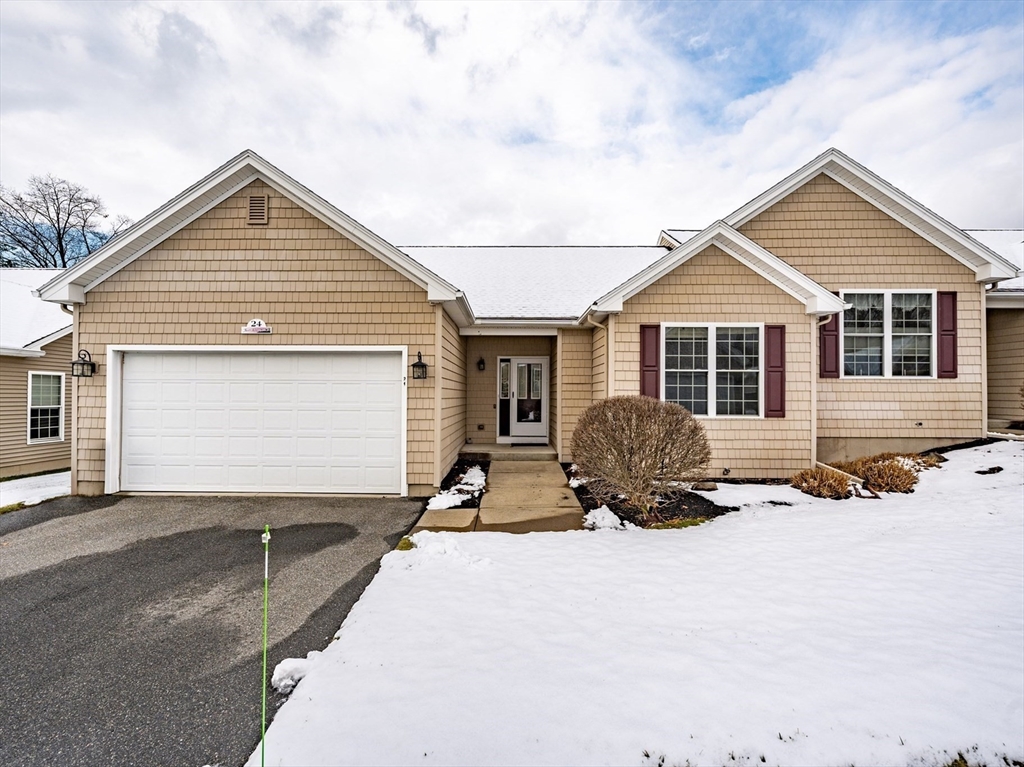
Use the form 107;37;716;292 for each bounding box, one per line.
971;230;1024;429
0;269;73;479
34;149;1020;497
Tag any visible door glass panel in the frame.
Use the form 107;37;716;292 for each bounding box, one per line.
517;363;527;398
515;362;542;423
499;361;510;398
531;364;542;399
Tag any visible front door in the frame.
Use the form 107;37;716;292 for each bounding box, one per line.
497;356;548;443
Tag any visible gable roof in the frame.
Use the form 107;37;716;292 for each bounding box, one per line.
34;150;473;323
723;148;1018;284
401;246;669;320
588;222;847;319
0;269;72;357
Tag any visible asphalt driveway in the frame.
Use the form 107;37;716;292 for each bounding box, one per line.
0;494;423;767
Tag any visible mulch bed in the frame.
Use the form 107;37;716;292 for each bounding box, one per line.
436;459;491;509
561;464;738;527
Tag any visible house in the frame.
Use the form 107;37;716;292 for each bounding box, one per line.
972;230;1024;430
0;269;73;479
33;149;1020;497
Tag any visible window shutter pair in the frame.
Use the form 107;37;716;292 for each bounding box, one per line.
639;324;786;417
817;292;957;378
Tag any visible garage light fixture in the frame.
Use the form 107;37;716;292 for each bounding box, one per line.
71;350;97;378
411;351;428;380
477;357;486;371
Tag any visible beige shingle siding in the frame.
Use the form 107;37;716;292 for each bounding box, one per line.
738;173;985;446
439;308;466;480
0;333;73;478
613;245;814;478
74;180;439;494
549;336;559;448
987;308;1024;425
558;328;593;461
592;324;607;400
464;336;553;444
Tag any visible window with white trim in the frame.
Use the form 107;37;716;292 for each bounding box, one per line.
664;325;761;416
28;372;64;442
842;291;934;377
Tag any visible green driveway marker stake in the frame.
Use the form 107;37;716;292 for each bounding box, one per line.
260;524;271;767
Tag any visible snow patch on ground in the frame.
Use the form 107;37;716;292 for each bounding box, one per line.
271;650;323;694
426;465;486;510
0;471;70;507
583;505;635;531
250;442;1024;767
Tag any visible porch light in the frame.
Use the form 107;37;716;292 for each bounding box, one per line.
411;351;428;380
477;357;486;371
71;350;97;378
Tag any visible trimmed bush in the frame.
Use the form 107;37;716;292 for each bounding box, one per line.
790;467;852;500
830;452;930;493
570;396;711;521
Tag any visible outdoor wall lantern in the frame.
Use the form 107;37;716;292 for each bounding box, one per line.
477;357;486;371
411;351;428;380
71;350;97;378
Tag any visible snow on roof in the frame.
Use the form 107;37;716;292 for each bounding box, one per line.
662;229;701;244
0;269;72;351
965;230;1023;291
400;246;670;319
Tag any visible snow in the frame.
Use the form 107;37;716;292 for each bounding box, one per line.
251;442;1024;767
582;505;635;531
966;229;1023;291
426;465;487;510
0;471;70;507
401;246;669;319
0;269;70;351
272;651;323;694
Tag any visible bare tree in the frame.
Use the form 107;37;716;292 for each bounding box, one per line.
0;175;131;268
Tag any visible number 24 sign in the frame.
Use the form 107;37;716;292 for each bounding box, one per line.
241;318;273;334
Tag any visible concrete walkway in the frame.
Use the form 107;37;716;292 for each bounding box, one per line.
413;459;584;534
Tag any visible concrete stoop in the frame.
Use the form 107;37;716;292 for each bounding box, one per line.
411;458;585;534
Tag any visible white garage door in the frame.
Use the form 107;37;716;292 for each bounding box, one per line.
120;351;404;493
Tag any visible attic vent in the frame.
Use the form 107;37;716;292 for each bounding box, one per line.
247;195;269;225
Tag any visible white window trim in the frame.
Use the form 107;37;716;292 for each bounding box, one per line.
839;290;937;379
27;371;65;444
660;322;764;419
104;345;409;495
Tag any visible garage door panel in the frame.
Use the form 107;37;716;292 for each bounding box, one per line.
121;351;404;493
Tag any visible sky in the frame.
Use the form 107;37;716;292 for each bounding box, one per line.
1;0;1022;246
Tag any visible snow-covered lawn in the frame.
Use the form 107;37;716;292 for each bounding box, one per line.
0;470;70;508
251;442;1024;767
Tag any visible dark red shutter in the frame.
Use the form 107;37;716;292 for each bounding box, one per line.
640;324;660;398
765;325;786;418
937;291;957;378
819;312;840;378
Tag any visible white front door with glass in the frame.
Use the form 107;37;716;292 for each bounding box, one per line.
497;356;548;443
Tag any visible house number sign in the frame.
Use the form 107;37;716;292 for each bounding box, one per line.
241;318;273;334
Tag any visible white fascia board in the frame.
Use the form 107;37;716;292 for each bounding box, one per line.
0;346;46;358
25;324;74;351
986;291;1024;310
440;293;476;328
459;325;561;337
724;148;1018;283
590;222;842;317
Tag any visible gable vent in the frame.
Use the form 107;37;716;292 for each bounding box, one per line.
247;195;269;225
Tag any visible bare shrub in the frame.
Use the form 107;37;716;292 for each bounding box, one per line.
791;467;852;500
570;396;711;520
860;459;918;493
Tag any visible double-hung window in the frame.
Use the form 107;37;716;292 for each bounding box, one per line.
28;372;64;442
664;325;761;416
841;291;934;377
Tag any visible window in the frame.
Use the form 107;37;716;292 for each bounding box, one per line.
28;372;64;442
664;325;761;416
842;292;934;377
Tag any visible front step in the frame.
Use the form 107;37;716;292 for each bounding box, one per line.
459;443;557;462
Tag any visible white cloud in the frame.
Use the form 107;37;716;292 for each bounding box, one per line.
0;0;1020;247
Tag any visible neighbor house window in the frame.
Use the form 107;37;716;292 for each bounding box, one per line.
664;325;761;416
28;372;64;442
842;291;934;377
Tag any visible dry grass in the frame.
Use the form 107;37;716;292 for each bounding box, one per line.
571;396;711;521
829;451;939;494
790;467;852;500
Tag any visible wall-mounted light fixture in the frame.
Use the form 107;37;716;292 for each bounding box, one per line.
477;357;486;371
411;351;428;380
71;350;97;378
